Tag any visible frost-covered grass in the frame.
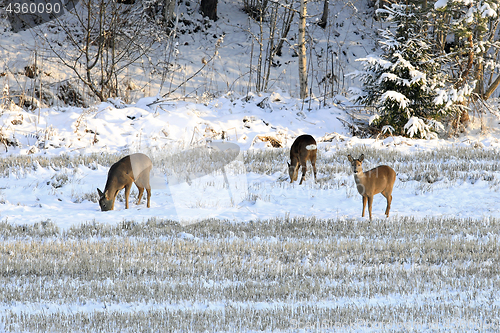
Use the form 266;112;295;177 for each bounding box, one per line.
2;145;500;331
0;216;499;332
2;144;500;185
2;144;500;224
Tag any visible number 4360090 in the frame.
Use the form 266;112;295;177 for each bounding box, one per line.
6;2;61;15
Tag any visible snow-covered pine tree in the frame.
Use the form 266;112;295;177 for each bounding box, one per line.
350;3;467;139
434;0;500;99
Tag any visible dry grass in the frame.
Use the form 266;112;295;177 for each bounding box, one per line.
0;216;499;332
1;145;499;186
1;146;500;331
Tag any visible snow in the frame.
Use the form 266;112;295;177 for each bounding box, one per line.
434;0;449;10
481;3;498;18
379;90;409;109
2;0;500;330
2;94;500;231
403;116;436;139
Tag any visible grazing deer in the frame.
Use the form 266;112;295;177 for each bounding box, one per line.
288;134;317;185
97;153;152;211
347;154;396;220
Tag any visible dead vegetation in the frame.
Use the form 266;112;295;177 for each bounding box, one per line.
0;145;500;330
256;134;283;148
0;216;499;331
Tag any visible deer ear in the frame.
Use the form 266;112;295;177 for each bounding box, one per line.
97;188;104;197
359;154;364;161
347;155;353;162
287;162;290;167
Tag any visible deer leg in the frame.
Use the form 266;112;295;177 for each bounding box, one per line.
383;191;392;217
124;184;132;209
299;163;307;185
362;196;367;217
312;160;317;183
146;188;151;208
386;195;392;217
381;189;392;217
136;186;144;205
367;195;374;220
291;164;300;183
111;194;117;211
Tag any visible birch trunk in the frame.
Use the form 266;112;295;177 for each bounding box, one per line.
298;0;308;99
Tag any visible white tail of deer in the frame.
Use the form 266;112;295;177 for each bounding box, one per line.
288;134;317;185
97;153;152;211
347;154;396;220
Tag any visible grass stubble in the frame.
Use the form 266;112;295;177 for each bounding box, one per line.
0;146;500;331
0;216;499;332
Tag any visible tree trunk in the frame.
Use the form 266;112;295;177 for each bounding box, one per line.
473;54;484;98
483;74;500;100
298;0;308;99
451;34;474;125
200;0;218;21
274;7;294;56
164;0;176;24
317;0;329;29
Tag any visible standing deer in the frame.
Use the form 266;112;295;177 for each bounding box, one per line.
288;134;317;185
347;154;396;220
97;153;152;211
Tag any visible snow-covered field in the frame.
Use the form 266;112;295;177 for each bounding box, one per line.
2;0;500;331
1;215;500;332
1;94;500;332
3;94;500;228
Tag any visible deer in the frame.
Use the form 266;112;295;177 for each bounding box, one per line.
97;153;152;211
347;154;396;220
288;134;317;185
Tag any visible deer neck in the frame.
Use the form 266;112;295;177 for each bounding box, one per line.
353;169;365;184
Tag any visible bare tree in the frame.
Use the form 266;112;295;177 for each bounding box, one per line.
38;0;167;102
164;0;177;24
317;0;328;29
200;0;218;21
242;0;295;93
298;0;308;99
274;2;295;57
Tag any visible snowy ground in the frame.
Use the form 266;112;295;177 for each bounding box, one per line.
2;94;500;229
2;0;500;331
2;94;500;331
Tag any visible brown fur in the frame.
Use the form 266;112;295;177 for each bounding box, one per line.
288;134;317;185
97;153;152;211
347;154;396;220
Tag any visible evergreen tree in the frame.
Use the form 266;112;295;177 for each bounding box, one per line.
350;3;469;138
433;0;500;100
